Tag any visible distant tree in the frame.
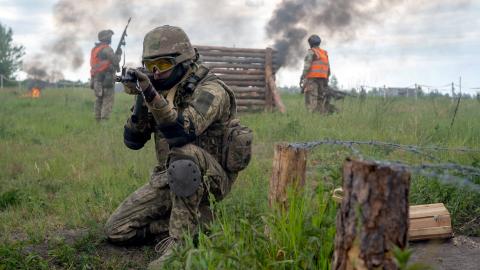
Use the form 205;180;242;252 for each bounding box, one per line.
330;75;339;90
0;22;25;79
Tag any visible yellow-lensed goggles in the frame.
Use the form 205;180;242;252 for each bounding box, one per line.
143;57;176;73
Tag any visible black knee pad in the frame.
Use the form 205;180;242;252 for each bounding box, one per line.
167;159;201;197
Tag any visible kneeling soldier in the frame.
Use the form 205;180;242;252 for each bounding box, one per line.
104;25;252;269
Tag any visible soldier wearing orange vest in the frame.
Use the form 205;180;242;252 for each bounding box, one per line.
300;34;334;113
90;30;122;122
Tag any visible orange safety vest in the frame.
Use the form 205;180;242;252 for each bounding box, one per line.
306;48;329;79
90;43;111;76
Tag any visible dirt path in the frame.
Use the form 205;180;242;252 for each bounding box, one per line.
410;235;480;270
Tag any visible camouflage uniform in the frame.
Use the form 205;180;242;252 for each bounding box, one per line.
104;64;238;244
91;33;121;121
301;49;334;114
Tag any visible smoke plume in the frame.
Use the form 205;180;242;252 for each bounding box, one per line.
267;0;406;67
22;0;263;81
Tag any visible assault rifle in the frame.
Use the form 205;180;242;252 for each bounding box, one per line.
326;87;354;100
115;17;132;72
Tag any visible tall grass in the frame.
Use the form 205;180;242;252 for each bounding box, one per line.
0;88;479;269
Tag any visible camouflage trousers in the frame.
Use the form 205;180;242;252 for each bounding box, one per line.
304;78;336;114
93;78;115;121
104;143;235;244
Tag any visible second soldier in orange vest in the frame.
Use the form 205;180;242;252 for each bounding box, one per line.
90;30;122;122
300;34;335;114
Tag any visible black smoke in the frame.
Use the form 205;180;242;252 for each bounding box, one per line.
266;0;405;67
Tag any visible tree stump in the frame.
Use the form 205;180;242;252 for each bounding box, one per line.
333;158;410;270
268;144;307;209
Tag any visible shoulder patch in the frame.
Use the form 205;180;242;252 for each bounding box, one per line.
192;91;215;116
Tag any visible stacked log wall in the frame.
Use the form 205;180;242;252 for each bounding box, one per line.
196;45;283;112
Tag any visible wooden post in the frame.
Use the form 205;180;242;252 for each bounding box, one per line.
268;144;307;209
333;158;410;270
265;48;286;113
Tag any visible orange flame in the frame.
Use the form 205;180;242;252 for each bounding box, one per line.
31;88;41;98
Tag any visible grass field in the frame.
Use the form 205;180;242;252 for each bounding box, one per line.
0;87;479;269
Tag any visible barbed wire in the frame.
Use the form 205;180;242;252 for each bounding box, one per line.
290;139;480;191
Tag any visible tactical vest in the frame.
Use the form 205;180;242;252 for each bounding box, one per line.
90;44;111;76
306;48;329;79
174;67;252;173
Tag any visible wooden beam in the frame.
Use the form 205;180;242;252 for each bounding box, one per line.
201;56;265;64
236;99;266;106
196;45;267;54
222;80;266;87
205;63;264;70
211;69;265;75
217;74;265;81
265;47;286;113
230;86;265;93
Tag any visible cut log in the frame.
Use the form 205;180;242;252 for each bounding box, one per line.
332;190;454;241
222;80;265;87
409;203;453;241
237;105;264;112
235;93;265;99
200;51;267;58
211;68;265;75
265;47;286;113
196;45;267;53
236;99;265;106
217;74;265;81
201;56;265;64
205;63;264;70
268;144;307;209
231;86;265;93
333;158;410;270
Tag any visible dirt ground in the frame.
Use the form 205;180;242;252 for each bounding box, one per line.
13;229;480;269
410;235;480;270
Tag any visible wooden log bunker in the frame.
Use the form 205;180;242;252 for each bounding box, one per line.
196;45;285;113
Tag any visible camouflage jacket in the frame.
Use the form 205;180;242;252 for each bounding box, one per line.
125;65;236;166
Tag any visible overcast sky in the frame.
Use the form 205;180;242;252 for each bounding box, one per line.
1;0;479;94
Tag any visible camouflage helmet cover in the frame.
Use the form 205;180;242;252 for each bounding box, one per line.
142;25;196;63
98;29;114;42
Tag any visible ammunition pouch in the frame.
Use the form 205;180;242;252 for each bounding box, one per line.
222;119;253;172
167;159;202;197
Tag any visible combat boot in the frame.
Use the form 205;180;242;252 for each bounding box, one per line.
148;236;177;270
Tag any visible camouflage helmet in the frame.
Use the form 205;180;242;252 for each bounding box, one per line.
98;30;114;42
308;34;321;47
142;25;195;63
